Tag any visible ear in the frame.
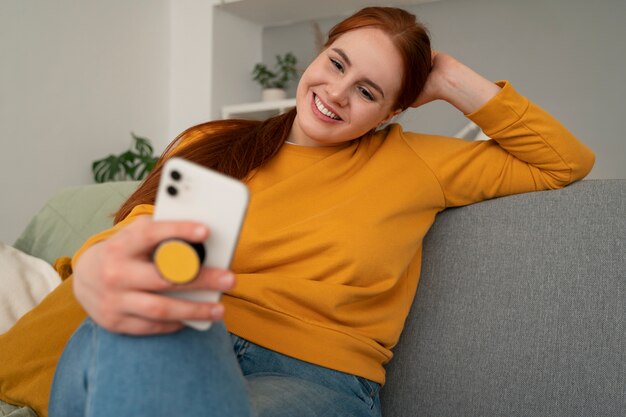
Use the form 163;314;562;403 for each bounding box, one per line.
380;109;403;126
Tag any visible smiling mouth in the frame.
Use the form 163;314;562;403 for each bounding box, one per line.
313;94;342;121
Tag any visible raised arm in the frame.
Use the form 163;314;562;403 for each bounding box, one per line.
412;51;501;114
406;52;595;207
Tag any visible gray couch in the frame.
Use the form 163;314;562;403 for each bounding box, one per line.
381;179;626;417
10;179;626;416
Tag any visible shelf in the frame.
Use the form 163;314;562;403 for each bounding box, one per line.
215;0;441;27
221;98;296;120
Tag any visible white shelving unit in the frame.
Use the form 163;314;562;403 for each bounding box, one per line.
221;98;296;120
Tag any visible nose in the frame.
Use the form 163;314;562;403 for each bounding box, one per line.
325;80;349;107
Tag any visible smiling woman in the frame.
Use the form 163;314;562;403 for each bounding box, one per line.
0;6;595;417
289;28;405;146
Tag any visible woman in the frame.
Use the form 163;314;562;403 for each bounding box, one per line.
37;6;594;417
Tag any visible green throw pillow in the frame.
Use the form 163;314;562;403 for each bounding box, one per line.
13;181;139;263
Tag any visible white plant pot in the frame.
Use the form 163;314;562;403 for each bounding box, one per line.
262;88;287;102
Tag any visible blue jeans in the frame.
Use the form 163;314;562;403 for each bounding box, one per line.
49;319;381;417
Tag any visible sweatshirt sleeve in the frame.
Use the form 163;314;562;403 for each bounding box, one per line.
71;204;155;268
404;81;595;208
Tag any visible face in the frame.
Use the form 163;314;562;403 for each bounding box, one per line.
289;28;403;147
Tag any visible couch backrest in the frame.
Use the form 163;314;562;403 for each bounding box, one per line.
381;180;626;417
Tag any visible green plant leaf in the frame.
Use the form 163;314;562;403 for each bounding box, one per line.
132;132;154;157
135;155;158;180
252;63;278;89
91;133;158;183
252;52;298;90
92;155;120;183
118;150;139;180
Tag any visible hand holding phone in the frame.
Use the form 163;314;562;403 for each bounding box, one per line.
153;157;249;330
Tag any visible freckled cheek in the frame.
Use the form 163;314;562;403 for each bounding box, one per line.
295;80;306;98
306;62;334;86
352;103;381;127
297;71;319;95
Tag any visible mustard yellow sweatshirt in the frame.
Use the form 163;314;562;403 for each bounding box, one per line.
0;82;594;416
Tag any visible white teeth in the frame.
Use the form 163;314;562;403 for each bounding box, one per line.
314;95;340;120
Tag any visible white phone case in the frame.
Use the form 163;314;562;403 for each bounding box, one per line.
153;157;249;330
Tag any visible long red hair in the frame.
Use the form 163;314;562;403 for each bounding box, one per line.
114;7;431;224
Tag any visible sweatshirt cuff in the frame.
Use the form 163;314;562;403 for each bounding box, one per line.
465;80;530;137
70;204;154;269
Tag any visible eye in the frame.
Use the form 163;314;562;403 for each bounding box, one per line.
330;58;344;72
358;86;374;101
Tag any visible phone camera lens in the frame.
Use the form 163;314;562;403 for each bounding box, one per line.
167;186;178;196
171;170;182;181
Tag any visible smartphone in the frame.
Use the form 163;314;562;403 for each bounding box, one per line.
153;157;249;330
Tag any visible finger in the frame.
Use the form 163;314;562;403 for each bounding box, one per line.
174;267;236;292
110;261;234;293
119;291;225;323
81;288;187;335
116;216;210;257
100;260;173;291
98;314;185;336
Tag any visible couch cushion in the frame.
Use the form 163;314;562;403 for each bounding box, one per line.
13;181;139;263
381;180;626;417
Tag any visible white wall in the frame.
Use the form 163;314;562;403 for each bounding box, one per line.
0;1;169;244
0;0;218;245
169;0;217;141
263;0;626;180
0;0;256;245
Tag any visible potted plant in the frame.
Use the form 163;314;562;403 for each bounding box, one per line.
252;52;299;101
92;132;159;183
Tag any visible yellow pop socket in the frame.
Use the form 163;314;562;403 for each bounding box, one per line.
153;239;205;284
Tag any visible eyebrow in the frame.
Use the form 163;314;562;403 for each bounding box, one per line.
331;47;385;99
